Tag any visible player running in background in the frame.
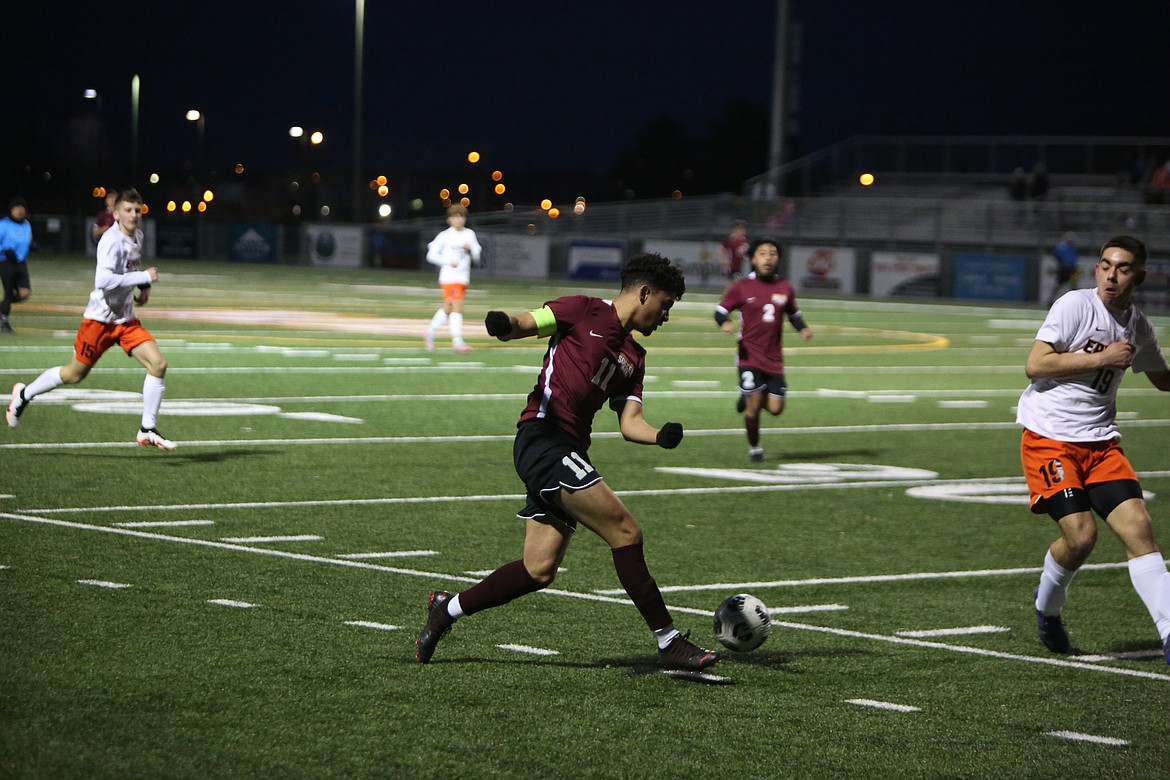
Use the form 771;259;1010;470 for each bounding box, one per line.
0;196;34;334
715;238;812;462
1018;235;1170;662
416;252;721;672
6;189;176;450
424;203;482;354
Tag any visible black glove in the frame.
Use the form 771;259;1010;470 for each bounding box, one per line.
656;422;683;449
1;249;15;262
485;310;512;337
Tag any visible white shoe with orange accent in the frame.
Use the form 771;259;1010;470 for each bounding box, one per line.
7;383;27;428
137;428;177;450
453;343;471;354
424;330;435;351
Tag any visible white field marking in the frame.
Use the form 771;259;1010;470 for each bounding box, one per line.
1;494;14;499
774;619;1170;683
895;626;1011;638
77;579;132;589
497;644;560;656
19;472;1170;517
627;559;1147;596
5;511;1169;683
662;670;733;684
937;400;988;409
333;353;381;361
1045;731;1130;747
671;380;721;388
208;599;258;608
867;395;917;403
845;699;921;713
336;550;438;559
278;412;364;424
989;319;1045;329
344;621;402;631
217;535;324;544
1076;650;1165;662
113;520;215;528
771;604;849;615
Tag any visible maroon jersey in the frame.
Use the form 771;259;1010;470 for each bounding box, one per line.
716;273;800;374
721;235;749;276
518;295;646;449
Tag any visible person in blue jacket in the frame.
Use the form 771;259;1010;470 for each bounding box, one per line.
0;197;33;334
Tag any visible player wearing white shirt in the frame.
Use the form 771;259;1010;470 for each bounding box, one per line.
1017;235;1170;662
6;189;176;449
424;204;482;353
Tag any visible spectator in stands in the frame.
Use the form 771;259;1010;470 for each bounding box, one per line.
1028;163;1050;201
1144;159;1170;205
1047;232;1080;306
1009;167;1028;201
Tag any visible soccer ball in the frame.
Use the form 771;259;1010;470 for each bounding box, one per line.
713;593;772;652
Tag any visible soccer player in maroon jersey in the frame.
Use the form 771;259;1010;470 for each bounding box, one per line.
715;238;812;462
416;253;721;671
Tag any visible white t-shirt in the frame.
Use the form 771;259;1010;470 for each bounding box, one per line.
1016;288;1167;442
426;226;481;286
84;226;154;324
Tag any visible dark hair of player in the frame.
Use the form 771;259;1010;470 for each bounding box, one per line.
117;188;144;205
620;252;686;300
1100;235;1146;268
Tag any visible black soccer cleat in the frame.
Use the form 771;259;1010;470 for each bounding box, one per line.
416;590;455;664
659;631;721;671
1034;592;1071;654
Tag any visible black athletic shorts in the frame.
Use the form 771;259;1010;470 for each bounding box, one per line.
0;260;30;298
737;367;787;397
513;418;603;531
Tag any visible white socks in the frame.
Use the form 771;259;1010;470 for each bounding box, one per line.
1035;549;1076;616
450;312;464;347
428;309;448;335
653;625;680;650
141;374;165;430
23;366;65;399
447;594;465;619
1128;552;1170;641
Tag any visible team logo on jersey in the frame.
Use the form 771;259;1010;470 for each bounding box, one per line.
771;293;788;307
617;352;635;378
1084;339;1106;354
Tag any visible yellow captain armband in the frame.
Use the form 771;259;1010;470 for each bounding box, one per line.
530;305;557;338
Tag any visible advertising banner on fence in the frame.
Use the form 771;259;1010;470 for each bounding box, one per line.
567;239;626;281
305;224;364;267
1036;252;1097;304
871;251;941;297
227;224;280;263
643;239;725;288
953;253;1029;301
481;234;550;279
789;245;856;295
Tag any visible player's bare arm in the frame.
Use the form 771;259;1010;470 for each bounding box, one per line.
1024;338;1134;380
618;400;683;448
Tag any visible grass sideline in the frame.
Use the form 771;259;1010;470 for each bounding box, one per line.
2;256;1169;778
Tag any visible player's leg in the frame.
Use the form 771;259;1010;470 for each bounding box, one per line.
740;369;767;461
449;288;469;352
129;338;175;450
560;481;720;670
762;373;788;417
0;262;16;332
7;356;91;428
1096;486;1170;655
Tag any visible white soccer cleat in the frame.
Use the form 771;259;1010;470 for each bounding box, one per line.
453;343;471;354
6;383;27;428
424;330;435;351
136;428;177;451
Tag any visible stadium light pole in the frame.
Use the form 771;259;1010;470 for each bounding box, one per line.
352;0;365;222
131;75;141;181
186;109;206;175
767;0;791;192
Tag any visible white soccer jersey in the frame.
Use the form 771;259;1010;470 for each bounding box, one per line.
426;226;481;286
84;226;154;324
1016;288;1167;442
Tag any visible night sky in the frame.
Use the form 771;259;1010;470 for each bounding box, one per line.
5;1;1169;192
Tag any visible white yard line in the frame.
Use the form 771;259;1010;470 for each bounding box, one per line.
4;509;1168;683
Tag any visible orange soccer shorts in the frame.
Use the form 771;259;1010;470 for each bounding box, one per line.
1020;429;1137;514
73;318;156;366
441;283;467;303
